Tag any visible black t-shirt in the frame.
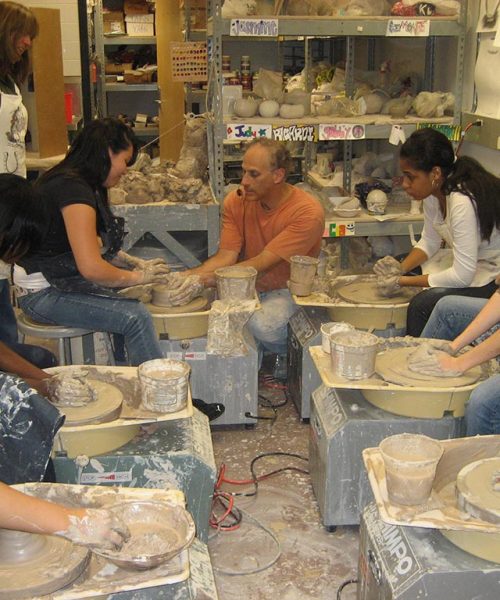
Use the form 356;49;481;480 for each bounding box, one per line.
19;174;107;274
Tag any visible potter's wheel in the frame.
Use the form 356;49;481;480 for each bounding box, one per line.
146;294;208;314
375;347;482;388
0;530;89;598
59;379;123;426
456;458;500;524
336;280;417;305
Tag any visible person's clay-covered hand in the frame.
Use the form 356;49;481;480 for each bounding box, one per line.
118;283;154;303
46;370;96;407
407;342;462;377
116;250;170;272
160;273;204;306
135;261;171;285
55;508;130;551
376;273;400;297
373;255;401;277
422;338;455;355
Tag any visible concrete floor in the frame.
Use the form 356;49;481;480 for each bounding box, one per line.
25;335;360;598
209;379;360;600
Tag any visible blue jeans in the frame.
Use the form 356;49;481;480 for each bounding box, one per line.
247;289;296;356
465;375;500;435
19;287;162;367
407;281;498;337
421;296;489;340
0;279;57;369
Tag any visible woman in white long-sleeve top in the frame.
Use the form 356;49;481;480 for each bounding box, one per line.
374;127;500;336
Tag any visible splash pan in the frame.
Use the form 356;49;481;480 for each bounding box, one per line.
93;501;195;570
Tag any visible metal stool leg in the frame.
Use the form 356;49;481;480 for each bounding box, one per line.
103;333;116;366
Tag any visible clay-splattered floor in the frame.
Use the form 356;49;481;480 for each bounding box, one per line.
209;381;359;600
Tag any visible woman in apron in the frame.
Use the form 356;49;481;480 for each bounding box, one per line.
0;2;56;367
374;127;500;336
13;118;172;366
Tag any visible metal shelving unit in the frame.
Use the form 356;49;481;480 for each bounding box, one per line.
92;1;159;119
206;2;467;218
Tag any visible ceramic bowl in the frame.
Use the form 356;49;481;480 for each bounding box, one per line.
93;501;195;570
334;207;362;218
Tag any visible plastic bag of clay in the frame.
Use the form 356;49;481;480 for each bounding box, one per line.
206;299;256;356
381;95;414;118
317;96;362;117
344;0;389;16
173;114;208;181
413;91;455;118
284;0;333;16
284;90;311;115
252;68;284;103
221;0;257;17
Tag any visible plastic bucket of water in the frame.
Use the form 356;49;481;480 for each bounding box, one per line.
215;266;257;300
330;330;379;379
138;359;190;413
379;433;443;506
320;321;354;353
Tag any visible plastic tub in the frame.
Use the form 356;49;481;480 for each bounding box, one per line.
320;321;354;353
138;359;190;413
379;433;443;506
215;266;257;300
289;255;319;285
330;330;379;379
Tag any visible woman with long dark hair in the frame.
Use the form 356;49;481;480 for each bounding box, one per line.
374;127;500;336
13;118;170;365
0;2;55;367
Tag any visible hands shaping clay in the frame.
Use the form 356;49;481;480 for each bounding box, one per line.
407;342;463;377
376;273;401;297
55;508;130;551
152;273;204;307
118;283;154;303
46;370;97;407
373;255;401;277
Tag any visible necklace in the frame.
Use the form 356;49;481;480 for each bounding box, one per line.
483;0;500;27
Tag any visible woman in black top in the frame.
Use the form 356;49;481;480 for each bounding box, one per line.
14;118;169;365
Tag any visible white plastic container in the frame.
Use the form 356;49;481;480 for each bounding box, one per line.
330;330;379;380
139;359;190;413
379;433;443;506
320;321;354;353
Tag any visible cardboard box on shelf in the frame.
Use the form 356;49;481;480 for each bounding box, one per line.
124;68;155;84
124;0;150;14
103;10;125;35
126;20;155;36
105;62;133;75
126;13;154;23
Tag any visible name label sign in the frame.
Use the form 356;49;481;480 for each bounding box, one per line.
386;19;430;37
319;123;366;140
230;19;278;37
226;123;272;139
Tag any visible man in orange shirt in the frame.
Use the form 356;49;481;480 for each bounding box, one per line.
190;138;325;376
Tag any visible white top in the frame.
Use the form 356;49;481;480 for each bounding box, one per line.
416;191;500;288
0;82;28;280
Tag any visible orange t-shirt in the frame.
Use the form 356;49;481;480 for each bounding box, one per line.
219;186;325;292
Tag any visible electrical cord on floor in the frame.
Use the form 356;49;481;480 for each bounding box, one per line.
216;452;309;499
209;501;282;576
336;577;358;599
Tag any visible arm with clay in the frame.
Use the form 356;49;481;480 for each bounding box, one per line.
62;204;169;287
0;482;129;550
450;289;500;354
0;342;50;394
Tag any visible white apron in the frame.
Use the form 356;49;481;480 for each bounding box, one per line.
0;82;27;178
0;83;27;279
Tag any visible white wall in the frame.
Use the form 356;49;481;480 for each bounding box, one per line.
461;0;500;173
17;0;81;77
